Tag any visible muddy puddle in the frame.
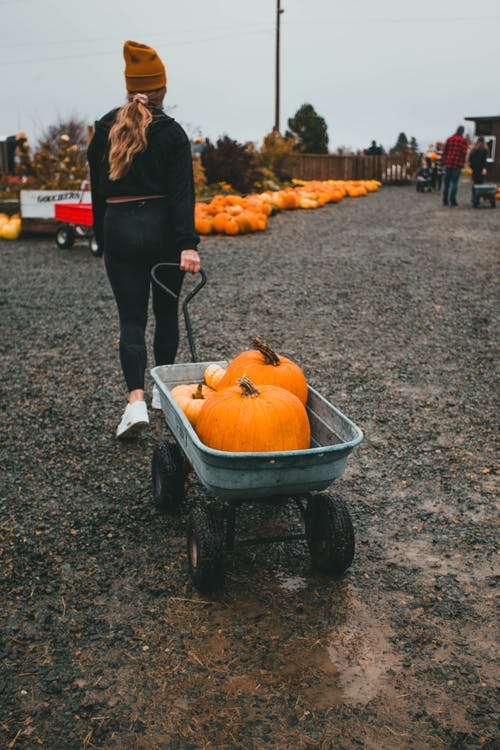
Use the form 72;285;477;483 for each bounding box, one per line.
386;535;498;586
162;572;403;713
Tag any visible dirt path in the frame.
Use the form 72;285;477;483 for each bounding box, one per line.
1;184;498;749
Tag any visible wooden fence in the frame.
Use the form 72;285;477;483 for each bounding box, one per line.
294;153;421;183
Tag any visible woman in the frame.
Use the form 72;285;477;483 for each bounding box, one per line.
468;136;489;185
87;40;200;439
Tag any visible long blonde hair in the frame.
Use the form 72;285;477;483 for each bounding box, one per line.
108;87;166;180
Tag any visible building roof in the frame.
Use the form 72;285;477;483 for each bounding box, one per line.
464;115;500;122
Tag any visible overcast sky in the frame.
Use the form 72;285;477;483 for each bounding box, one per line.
2;0;498;152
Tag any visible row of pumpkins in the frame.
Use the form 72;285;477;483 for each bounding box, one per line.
0;179;379;242
170;338;310;452
0;213;22;240
195;179;381;236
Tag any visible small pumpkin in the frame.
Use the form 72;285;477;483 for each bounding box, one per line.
217;337;308;405
170;383;214;427
212;213;228;233
195;375;310;453
195;217;213;235
204;363;226;390
1;217;22;240
224;218;240;235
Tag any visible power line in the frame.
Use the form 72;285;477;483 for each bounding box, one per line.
0;27;274;66
284;15;500;25
1;22;274;50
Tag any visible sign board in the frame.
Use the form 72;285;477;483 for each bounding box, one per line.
485;136;496;163
20;190;92;219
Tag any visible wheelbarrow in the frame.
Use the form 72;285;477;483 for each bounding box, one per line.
150;263;364;593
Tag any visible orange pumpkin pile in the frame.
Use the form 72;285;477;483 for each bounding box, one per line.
195;194;270;236
195;179;380;236
171;339;311;453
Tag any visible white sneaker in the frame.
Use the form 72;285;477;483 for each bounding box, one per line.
116;400;149;439
152;384;162;410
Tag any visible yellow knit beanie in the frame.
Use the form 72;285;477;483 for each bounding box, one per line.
123;40;167;92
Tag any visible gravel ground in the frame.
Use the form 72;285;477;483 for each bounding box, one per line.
1;184;498;750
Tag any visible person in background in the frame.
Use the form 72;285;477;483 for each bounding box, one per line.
468;136;489;185
87;40;200;440
191;136;206;161
442;126;468;206
366;140;383;155
6;131;28;175
416;158;432;192
431;143;444;191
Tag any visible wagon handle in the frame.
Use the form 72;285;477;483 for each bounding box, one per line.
151;262;207;363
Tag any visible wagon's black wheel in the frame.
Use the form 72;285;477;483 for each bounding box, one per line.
56;225;75;249
304;492;355;576
490;196;496;208
89;235;102;257
151;441;186;515
186;502;224;593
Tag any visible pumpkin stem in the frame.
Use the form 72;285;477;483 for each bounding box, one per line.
191;383;205;399
238;375;260;398
252;336;280;366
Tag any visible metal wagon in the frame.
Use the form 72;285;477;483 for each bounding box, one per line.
150;263;364;593
471;183;497;208
53;183;100;255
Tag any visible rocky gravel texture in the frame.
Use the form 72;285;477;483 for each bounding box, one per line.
1;184;498;749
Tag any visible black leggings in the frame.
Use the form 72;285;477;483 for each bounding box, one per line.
103;198;184;391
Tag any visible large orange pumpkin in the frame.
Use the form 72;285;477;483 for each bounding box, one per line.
195;376;310;452
217;337;308;405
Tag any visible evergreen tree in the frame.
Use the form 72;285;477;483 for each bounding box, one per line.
409;136;419;153
286;103;329;154
391;132;409;153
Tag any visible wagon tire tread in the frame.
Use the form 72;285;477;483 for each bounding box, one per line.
305;492;355;576
56;225;75;249
151;441;185;516
187;502;224;594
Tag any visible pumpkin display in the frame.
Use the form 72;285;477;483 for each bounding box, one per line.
217;337;308;405
170;383;214;427
193;180;379;237
195;375;310;453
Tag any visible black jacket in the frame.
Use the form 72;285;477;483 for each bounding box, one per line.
87;108;199;253
468;146;488;173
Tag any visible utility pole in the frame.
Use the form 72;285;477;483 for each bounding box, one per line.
274;0;284;133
